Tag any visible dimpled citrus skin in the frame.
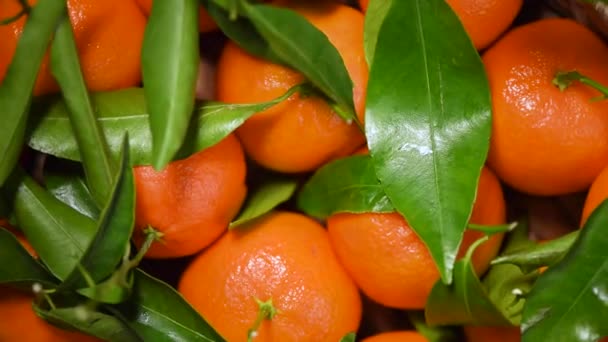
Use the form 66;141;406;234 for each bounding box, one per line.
0;0;145;95
484;18;608;196
133;134;247;258
327;167;506;309
215;0;367;173
362;331;429;342
0;287;100;342
178;211;362;342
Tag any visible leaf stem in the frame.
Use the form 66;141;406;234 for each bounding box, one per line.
247;298;278;341
553;71;608;100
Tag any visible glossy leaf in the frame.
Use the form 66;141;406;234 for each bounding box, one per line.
297;155;393;219
12;173;96;280
363;0;392;66
241;2;357;121
50;13;115;206
0;0;65;186
521;200;608;342
61;137;135;290
0;227;56;286
230;177;298;229
142;0;199;170
425;237;513;326
364;0;491;282
491;230;578;274
113;270;225;342
29;85;303;166
35;304;141;342
45;171;100;220
339;332;356;342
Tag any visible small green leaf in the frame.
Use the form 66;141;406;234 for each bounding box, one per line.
35;303;141;342
521;200;608;342
425;236;513;326
0;0;65;186
408;311;461;342
0;227;56;287
339;332;356;342
60;136;135;290
365;0;491;283
11;171;96;280
363;0;392;65
45;171;100;220
297;155;393;219
113;269;225;342
142;0;199;170
491;230;579;274
230;177;297;229
50;12;116;206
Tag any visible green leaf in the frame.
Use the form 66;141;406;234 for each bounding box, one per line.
339;332;356;342
45;171;100;220
28;85;305;166
0;227;56;286
363;0;392;65
142;0;200;170
50;13;116;206
35;303;141;342
0;0;65;186
113;270;225;342
12;172;96;280
521;200;608;342
297;155;393;219
230;177;298;229
491;230;579;274
364;0;491;282
60;136;135;290
425;236;513;326
408;311;461;342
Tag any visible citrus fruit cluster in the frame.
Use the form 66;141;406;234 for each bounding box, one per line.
1;0;607;341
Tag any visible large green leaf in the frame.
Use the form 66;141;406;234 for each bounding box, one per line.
297;155;393;219
142;0;199;170
50;13;116;206
0;0;65;186
113;270;225;342
60;137;135;290
363;0;392;66
28;85;303;166
12;172;96;280
364;0;491;282
0;227;56;286
521;201;608;342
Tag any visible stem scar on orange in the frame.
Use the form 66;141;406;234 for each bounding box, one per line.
132;134;247;259
178;211;362;342
327;166;506;309
0;0;146;95
215;0;368;173
484;18;608;196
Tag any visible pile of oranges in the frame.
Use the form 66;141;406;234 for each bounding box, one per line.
2;0;608;341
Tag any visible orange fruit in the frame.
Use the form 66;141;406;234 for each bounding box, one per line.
581;163;608;226
362;331;429;342
0;0;145;95
445;0;523;50
484;18;608;196
358;0;522;50
215;0;367;173
327;166;506;309
178;211;362;342
464;325;521;342
0;287;99;341
135;0;217;33
133;134;247;258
